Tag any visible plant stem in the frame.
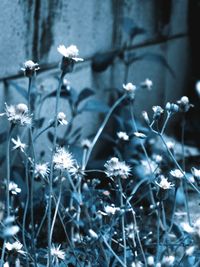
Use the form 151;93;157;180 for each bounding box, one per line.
6;125;14;218
118;178;127;266
47;72;64;267
84;94;126;168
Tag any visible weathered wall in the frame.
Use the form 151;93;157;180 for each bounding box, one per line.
0;0;189;157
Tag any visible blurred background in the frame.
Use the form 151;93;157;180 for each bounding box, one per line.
0;0;199;148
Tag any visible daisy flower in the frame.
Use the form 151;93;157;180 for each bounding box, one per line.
11;136;26;152
104;157;131;179
57;44;83;62
53;147;75;172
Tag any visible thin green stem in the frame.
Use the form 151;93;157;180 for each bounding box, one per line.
84;94;126;168
118;178;127;266
47;72;64;267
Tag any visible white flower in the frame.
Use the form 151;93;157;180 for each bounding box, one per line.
170;169;184;178
147;256;154;266
57;112;68;125
156;175;174;190
195;80;200;96
88;229;98;239
166;141;175;150
131;261;143;267
152;106;164;118
194;217;200;238
34;163;49;179
9;182;21;195
51;244;65;264
1;103;31;126
53;147;75;172
152;154;162;163
5;241;22;251
57;44;83;62
104;205;120;215
21;60;39;71
123;82;136;92
191;167;200;178
3;262;9;267
162;255;175;266
141;78;153;90
117;131;129;141
81;139;92;149
180;222;194;233
11;136;26;152
133;132;147;139
186;246;195;256
104;157;131;179
3;225;19;237
141;159;159;176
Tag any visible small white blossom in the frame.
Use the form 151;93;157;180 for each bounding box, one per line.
152;106;164;120
51;244;65;262
3;262;9;267
123;82;136;92
104;205;120;215
5;241;24;252
3;225;19;237
81;139;92;149
152;154;163;163
141;159;159;176
162;255;175;266
1;103;31;126
133;132;146;139
166;141;175;150
117;131;129;141
11;136;26;152
195;80;200;96
9;182;21;195
131;261;143;267
88;229;98;239
170;169;184;179
141;78;153;90
104;157;131;179
156;175;174;190
21;60;39;71
57;112;68;125
53;147;75;172
57;44;83;62
186;246;195;256
147;256;154;266
180;222;194;233
191;167;200;178
34;163;49;179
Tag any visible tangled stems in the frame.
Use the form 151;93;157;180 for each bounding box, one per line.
6;124;14;217
0;125;14;267
84;94;126;168
118;178;127;266
47;72;64;267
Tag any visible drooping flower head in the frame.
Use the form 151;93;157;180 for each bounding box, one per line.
57;112;68;125
104;157;131;179
0;103;31;126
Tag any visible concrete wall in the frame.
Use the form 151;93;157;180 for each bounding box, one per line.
0;0;189;158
